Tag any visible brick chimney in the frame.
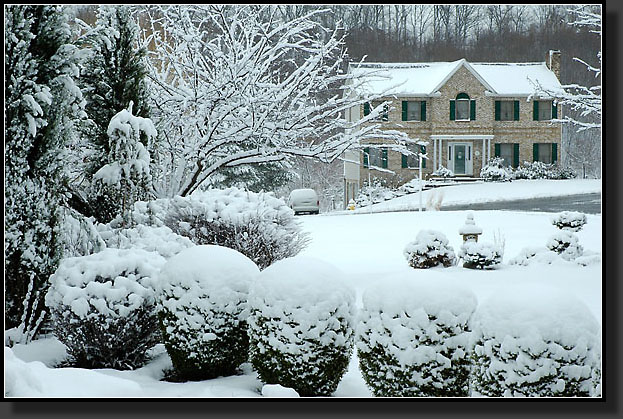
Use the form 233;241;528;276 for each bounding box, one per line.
546;49;561;81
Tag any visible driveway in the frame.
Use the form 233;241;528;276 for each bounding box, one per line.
441;193;601;214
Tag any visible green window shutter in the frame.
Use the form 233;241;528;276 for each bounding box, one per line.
552;143;558;164
450;100;455;120
420;145;426;168
494;143;501;157
514;100;520;121
533;143;539;162
513;143;520;168
533;101;539;121
382;105;388;121
364;102;370;117
401;153;408;168
495;101;501;121
402;101;408;121
363;147;369;168
552;102;558;119
421;101;426;121
382;148;388;168
470;100;476;120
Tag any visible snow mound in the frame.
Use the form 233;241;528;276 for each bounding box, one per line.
156;245;260;380
261;384;300;398
546;230;583;261
471;285;601;397
248;256;356;396
357;275;477;396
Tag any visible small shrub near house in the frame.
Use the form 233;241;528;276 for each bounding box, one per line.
404;230;456;269
45;248;166;370
155;245;260;381
480;157;513;182
357;276;477;397
546;230;583;261
431;165;454;178
247;256;356;396
551;211;587;232
459;241;503;269
123;188;309;270
513;161;575;180
471;286;601;397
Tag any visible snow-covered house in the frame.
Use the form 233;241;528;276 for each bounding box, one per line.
343;50;564;206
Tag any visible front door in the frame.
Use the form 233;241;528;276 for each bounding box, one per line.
454;145;466;175
448;142;473;175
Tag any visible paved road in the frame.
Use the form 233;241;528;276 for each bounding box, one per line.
441;193;601;214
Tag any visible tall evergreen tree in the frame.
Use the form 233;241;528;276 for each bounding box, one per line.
79;5;151;222
5;5;85;341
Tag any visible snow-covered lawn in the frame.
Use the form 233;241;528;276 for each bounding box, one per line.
5;207;602;398
347;179;601;214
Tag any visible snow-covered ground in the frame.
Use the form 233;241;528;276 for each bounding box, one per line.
5;182;602;398
347;179;601;214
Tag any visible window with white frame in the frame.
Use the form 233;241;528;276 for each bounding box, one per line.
456;97;470;120
538;100;552;120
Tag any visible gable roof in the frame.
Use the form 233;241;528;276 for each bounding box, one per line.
349;59;564;97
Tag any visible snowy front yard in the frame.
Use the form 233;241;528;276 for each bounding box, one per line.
5;207;601;398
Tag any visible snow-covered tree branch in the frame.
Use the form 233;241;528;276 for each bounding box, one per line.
140;5;413;197
530;5;601;132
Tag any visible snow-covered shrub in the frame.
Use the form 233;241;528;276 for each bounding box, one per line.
470;286;601;397
398;178;425;194
551;211;587;232
508;246;560;266
546;230;583;261
512;161;575;180
480;157;512;182
404;230;456;269
248;256;356;396
156;245;260;381
101;224;194;259
58;207;106;258
355;180;397;207
431;165;454;178
45;248;166;369
125;188;308;270
357;276;477;397
459;242;503;269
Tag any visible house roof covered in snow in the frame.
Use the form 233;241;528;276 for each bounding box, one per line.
348;59;564;97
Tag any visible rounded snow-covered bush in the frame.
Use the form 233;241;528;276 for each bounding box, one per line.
546;230;583;261
459;241;503;269
156;245;260;381
247;256;356;396
432;165;454;178
126;188;309;269
551;211;587;232
45;248;166;369
357;276;477;397
404;230;456;269
470;285;601;397
480;157;512;182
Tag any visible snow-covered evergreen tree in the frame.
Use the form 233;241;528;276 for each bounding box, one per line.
77;5;151;221
5;5;85;342
92;102;157;225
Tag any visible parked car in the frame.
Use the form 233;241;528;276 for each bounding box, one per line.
288;189;320;215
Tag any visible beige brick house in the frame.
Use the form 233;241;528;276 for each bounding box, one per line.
343;50;564;207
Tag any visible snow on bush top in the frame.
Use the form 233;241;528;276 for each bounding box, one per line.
156;245;260;319
129;187;295;227
102;224;194;259
404;229;452;254
472;284;600;348
250;256;355;309
551;211;587;231
361;274;477;321
45;248;166;319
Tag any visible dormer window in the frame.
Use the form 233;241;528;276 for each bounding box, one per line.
450;93;475;121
